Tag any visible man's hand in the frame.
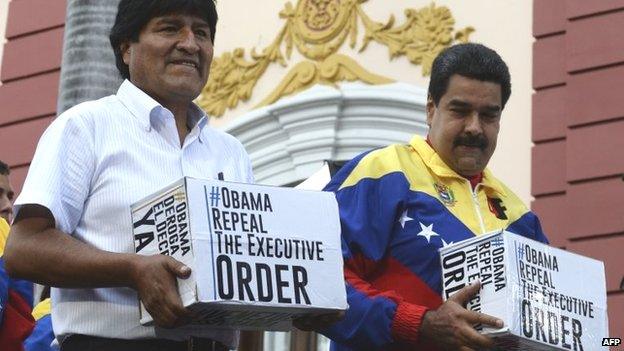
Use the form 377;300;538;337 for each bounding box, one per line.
130;254;193;328
420;282;503;351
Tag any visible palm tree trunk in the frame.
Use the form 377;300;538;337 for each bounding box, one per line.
57;0;122;114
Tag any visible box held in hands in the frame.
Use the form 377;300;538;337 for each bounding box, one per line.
440;231;608;350
131;177;348;330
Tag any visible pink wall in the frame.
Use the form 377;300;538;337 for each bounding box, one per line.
0;0;66;192
533;0;624;342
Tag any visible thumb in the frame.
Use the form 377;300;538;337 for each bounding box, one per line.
167;258;192;278
449;281;480;304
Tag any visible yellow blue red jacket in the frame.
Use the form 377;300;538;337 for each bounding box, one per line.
0;218;35;351
24;298;54;351
322;137;548;350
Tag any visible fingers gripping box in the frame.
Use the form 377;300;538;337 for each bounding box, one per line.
440;231;608;351
131;177;348;330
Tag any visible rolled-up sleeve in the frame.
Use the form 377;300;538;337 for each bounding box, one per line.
14;111;95;235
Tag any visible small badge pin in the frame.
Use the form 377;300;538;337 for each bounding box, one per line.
434;183;456;207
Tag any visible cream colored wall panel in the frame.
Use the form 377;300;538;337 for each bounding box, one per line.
210;0;533;204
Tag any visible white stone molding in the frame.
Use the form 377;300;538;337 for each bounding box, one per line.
222;82;429;186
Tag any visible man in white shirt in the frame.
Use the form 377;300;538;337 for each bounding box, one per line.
4;1;252;350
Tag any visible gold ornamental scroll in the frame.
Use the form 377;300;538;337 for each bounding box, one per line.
198;0;474;117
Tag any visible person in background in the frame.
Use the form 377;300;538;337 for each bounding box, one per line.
0;161;15;223
322;43;549;350
1;161;35;350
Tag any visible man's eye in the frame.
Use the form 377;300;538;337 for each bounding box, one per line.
195;29;209;38
481;112;499;120
161;26;177;32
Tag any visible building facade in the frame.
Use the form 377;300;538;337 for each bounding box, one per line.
0;0;621;349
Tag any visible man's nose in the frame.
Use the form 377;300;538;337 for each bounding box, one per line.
176;28;200;53
464;112;483;134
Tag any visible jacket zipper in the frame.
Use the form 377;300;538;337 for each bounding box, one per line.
468;181;487;234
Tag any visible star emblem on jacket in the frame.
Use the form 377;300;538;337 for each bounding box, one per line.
440;237;454;248
398;210;413;228
399;211;453;247
417;222;439;243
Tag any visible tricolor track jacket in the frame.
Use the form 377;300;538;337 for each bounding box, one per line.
323;137;548;351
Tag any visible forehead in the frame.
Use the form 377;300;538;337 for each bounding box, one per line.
146;12;211;26
442;75;502;106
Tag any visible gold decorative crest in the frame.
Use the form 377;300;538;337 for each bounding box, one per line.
198;0;473;117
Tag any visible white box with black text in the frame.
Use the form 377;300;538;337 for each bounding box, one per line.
131;177;347;330
440;231;608;351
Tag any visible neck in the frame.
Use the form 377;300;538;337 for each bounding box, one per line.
130;81;194;146
465;172;483;190
162;99;192;147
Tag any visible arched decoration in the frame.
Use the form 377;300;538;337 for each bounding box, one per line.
200;1;473;117
222;82;429;186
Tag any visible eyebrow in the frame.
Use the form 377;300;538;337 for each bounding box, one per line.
448;99;501;112
155;17;210;28
447;100;472;108
481;105;502;113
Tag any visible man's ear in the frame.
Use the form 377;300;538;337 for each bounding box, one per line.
121;42;131;65
426;94;435;127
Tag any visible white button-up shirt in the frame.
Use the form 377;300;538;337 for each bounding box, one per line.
15;80;253;347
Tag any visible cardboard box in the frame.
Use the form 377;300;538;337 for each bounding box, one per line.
440;231;608;351
131;177;347;330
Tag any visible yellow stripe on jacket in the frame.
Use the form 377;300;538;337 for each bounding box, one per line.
0;218;9;256
32;298;51;321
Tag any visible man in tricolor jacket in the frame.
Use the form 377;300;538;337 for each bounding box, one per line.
322;43;548;350
0;163;35;351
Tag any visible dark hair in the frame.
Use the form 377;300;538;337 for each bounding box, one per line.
0;161;9;176
109;0;218;79
428;43;511;108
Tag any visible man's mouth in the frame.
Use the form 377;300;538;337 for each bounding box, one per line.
169;59;199;70
456;145;484;154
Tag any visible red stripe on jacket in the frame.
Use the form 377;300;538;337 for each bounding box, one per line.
344;253;443;347
0;289;35;351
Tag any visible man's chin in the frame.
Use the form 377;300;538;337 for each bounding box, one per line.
455;157;484;176
163;82;204;100
163;73;205;90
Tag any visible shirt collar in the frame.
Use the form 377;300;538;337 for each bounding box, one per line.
409;136;506;196
116;80;208;141
187;103;208;140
